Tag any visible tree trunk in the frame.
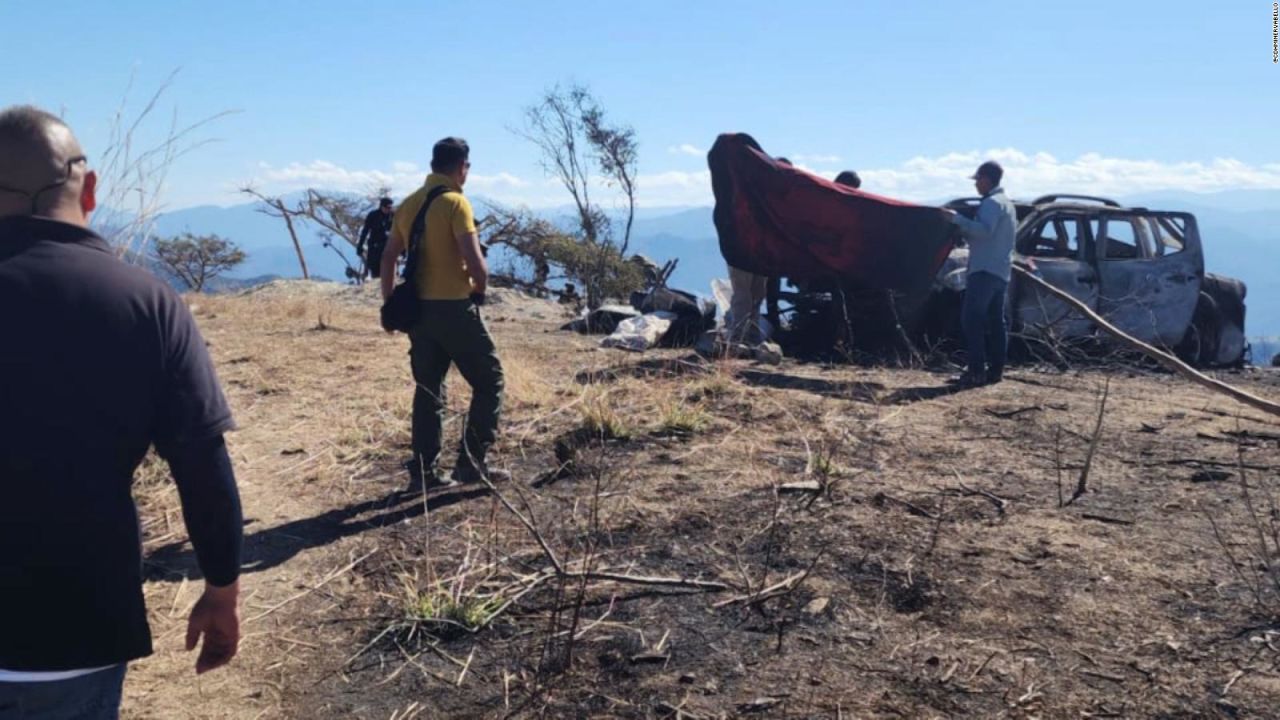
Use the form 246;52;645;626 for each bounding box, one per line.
281;207;309;280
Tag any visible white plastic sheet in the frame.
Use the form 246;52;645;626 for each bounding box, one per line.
601;311;678;352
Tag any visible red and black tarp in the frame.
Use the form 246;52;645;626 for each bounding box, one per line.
708;133;955;296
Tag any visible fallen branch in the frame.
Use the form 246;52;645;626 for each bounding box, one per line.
985;405;1042;420
873;492;938;520
576;571;730;592
1013;265;1280;418
1221;668;1248;698
712;568;811;608
1078;669;1127;684
470;471;564;574
948;476;1009;516
1081;513;1134;526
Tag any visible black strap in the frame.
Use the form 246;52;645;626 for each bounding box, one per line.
405;185;454;270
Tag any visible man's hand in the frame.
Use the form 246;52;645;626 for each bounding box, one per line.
186;580;240;674
939;208;957;222
470;291;486;307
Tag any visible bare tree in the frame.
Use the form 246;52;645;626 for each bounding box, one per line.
150;233;246;292
239;185;396;283
91;69;236;260
519;84;640;307
239;186;310;279
298;187;389;250
581;102;638;255
479;203;643;302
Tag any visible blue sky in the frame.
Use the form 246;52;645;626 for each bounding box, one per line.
3;0;1278;209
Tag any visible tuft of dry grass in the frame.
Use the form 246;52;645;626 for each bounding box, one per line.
657;400;712;436
806;451;840;479
578;388;633;440
399;574;506;631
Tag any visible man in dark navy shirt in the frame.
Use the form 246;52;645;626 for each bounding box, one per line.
0;105;244;717
359;197;394;279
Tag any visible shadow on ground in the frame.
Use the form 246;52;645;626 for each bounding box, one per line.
881;384;970;405
144;482;490;583
736;369;885;402
575;354;709;385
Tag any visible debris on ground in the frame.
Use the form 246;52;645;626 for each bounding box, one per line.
601;311;678;352
562;304;640;335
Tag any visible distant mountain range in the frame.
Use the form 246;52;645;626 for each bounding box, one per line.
148;189;1280;345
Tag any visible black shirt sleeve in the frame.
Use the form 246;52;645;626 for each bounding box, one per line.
152;292;236;458
151;291;242;586
169;435;243;587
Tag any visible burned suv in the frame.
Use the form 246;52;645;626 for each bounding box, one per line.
934;194;1248;366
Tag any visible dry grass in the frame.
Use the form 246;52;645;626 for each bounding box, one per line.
500;348;561;411
126;282;1280;719
133;451;182;556
577;387;634;440
656;399;711;436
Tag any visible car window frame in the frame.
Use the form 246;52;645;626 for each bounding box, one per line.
1097;212;1156;262
1020;209;1093;262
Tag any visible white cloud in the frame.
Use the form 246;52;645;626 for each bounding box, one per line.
243;150;1280;211
667;143;704;157
249;160;532;200
861;149;1280;201
255;160;407;193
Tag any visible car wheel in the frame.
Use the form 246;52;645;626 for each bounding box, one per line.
1177;292;1222;367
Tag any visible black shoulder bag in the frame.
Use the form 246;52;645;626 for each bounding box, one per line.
380;185;452;332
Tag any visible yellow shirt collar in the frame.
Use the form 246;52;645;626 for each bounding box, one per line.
425;173;463;193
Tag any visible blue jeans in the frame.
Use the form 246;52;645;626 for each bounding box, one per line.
0;666;126;720
962;271;1008;378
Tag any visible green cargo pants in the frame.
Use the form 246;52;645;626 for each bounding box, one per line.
409;299;504;472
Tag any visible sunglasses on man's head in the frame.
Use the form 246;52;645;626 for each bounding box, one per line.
0;155;87;215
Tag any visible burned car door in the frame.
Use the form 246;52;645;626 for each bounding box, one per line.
1094;211;1202;347
1010;211;1099;339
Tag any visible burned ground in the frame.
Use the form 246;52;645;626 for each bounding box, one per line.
124;281;1280;719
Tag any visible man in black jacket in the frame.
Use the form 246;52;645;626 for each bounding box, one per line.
359;197;394;279
0;105;243;717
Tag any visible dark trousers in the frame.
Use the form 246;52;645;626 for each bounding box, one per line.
409;299;504;470
0;665;126;719
365;243;385;279
962;271;1008;377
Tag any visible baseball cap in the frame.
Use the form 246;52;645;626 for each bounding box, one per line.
970;161;1003;184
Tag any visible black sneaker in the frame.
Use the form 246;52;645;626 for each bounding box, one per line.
985;369;1004;385
403;459;456;492
948;371;987;389
451;461;512;485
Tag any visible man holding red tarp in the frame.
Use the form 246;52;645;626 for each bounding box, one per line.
940;160;1017;387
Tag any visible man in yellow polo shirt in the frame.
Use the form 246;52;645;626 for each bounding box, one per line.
380;137;505;488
